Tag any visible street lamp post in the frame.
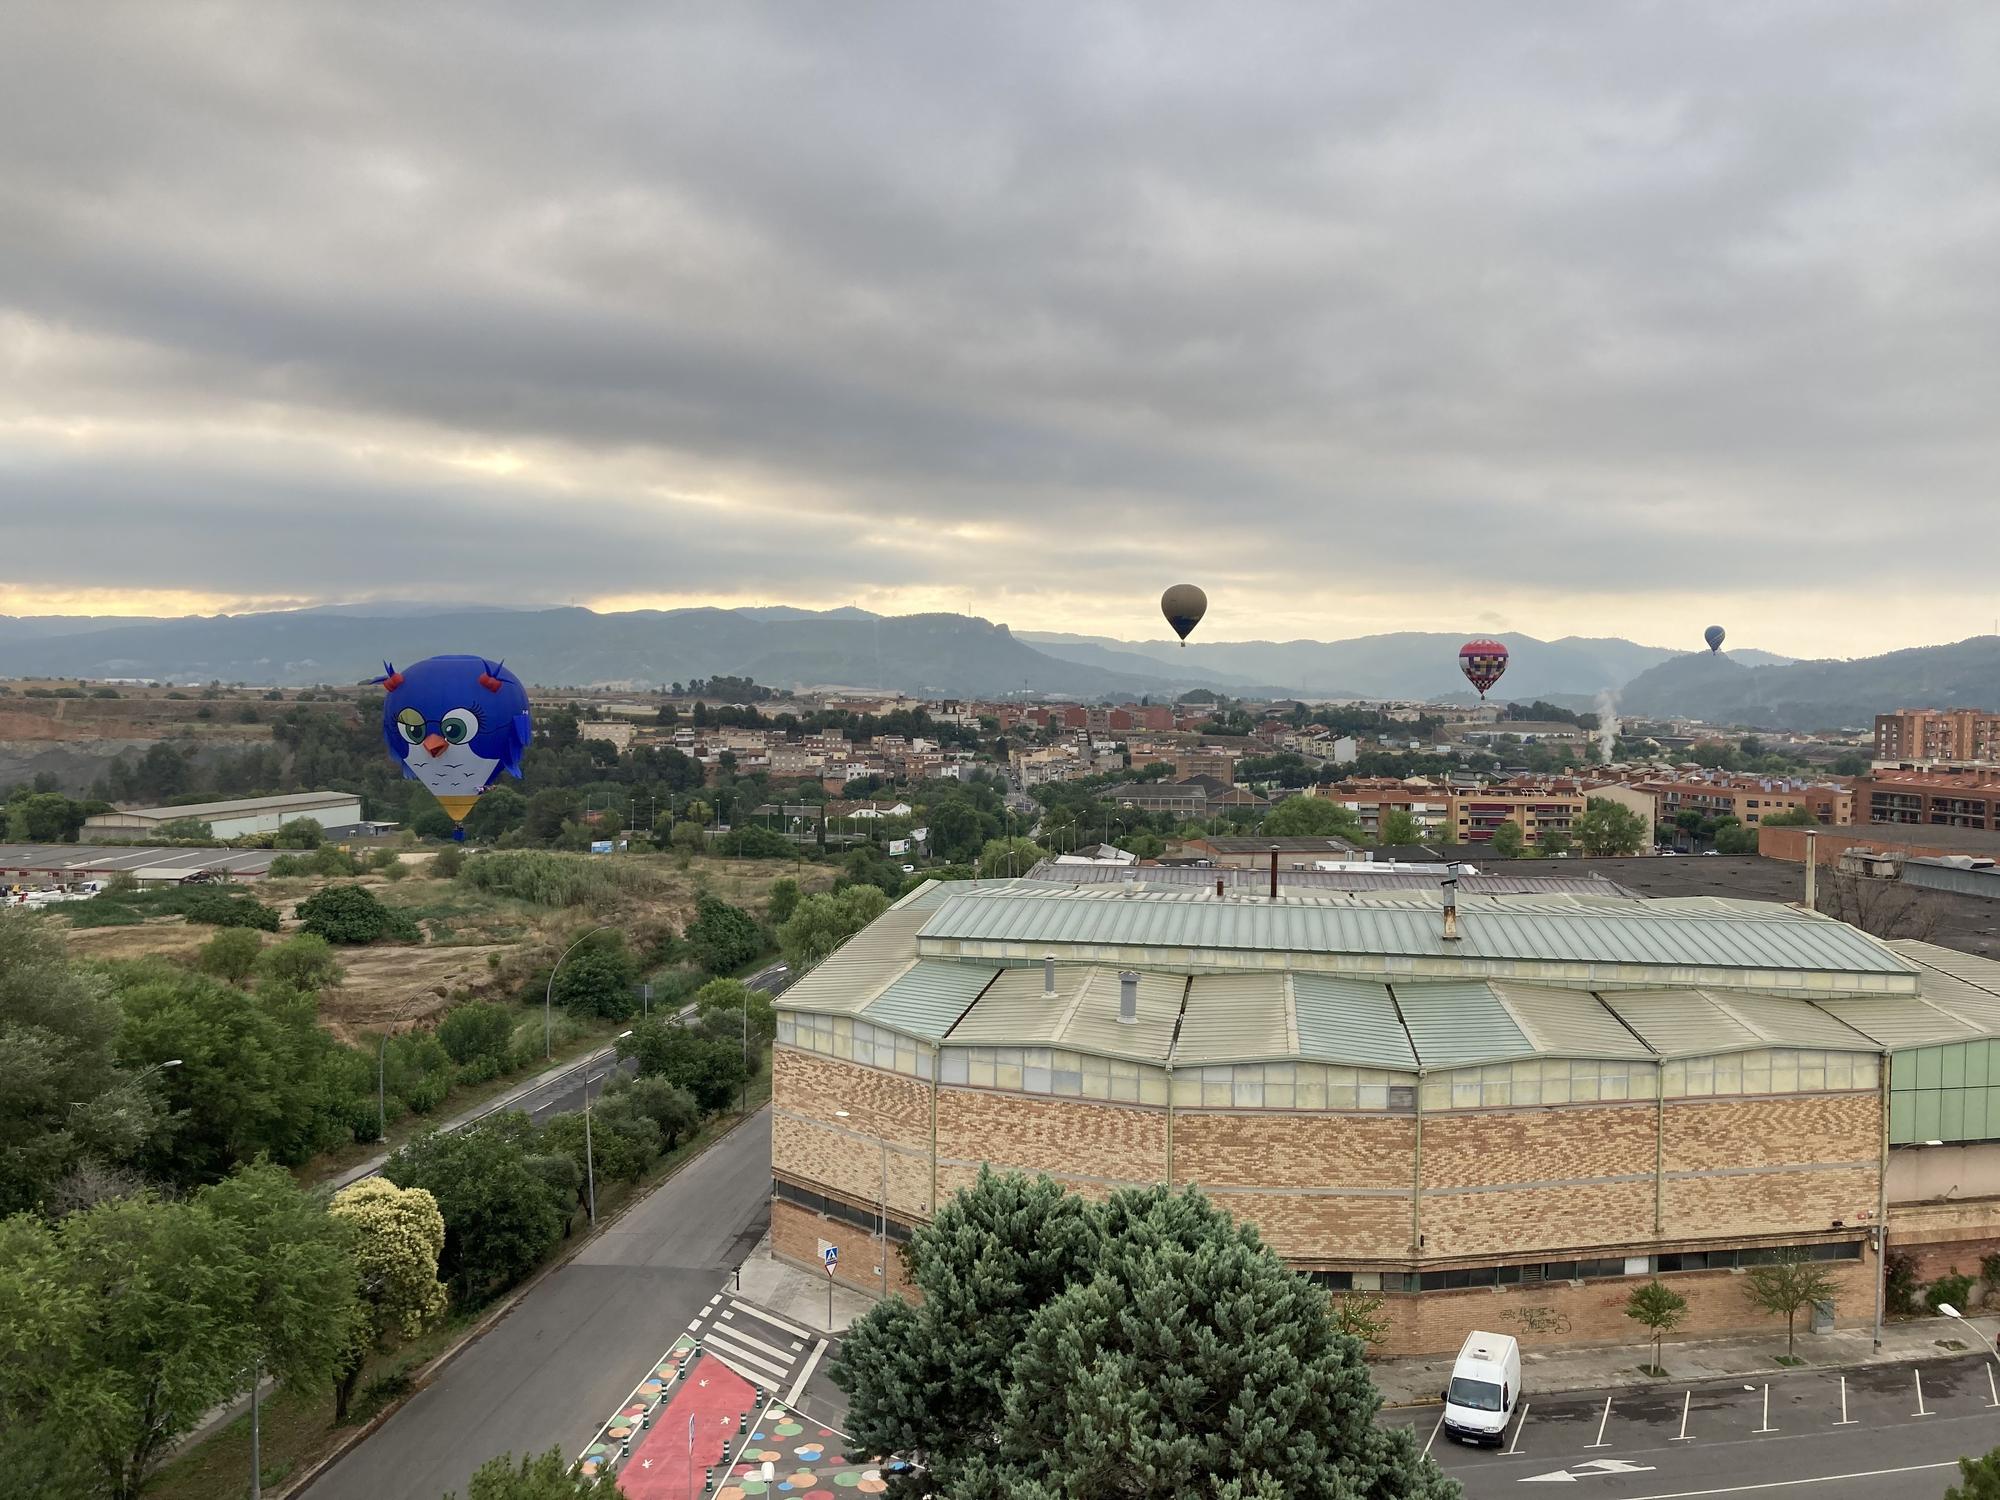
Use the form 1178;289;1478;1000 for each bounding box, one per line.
546;925;616;1061
584;1030;634;1227
377;1035;387;1142
136;1058;183;1082
1935;1303;1997;1369
834;1108;889;1298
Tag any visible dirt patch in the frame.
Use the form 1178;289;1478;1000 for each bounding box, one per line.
63;918;210;963
319;941;519;1042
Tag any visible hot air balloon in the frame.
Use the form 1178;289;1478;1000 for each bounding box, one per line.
1458;639;1509;699
1160;584;1207;647
377;655;533;839
1704;625;1725;653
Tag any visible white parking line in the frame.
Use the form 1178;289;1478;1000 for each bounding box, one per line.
1615;1460;1958;1499
1586;1395;1613;1448
1988;1363;2000;1409
1671;1388;1694;1441
1753;1384;1777;1434
1912;1368;1932;1417
1506;1402;1530;1455
1832;1375;1854;1426
1424;1413;1444;1456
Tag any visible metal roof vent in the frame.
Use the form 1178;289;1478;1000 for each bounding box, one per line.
1441;876;1461;942
1042;953;1058;999
1118;970;1139;1025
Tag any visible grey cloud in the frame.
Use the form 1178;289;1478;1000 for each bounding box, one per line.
2;2;1998;638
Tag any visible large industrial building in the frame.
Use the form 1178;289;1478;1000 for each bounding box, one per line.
772;873;2000;1355
81;790;363;841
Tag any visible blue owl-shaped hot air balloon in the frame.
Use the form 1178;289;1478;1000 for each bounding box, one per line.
375;655;532;837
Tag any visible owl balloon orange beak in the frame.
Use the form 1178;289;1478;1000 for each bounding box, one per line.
423;733;449;757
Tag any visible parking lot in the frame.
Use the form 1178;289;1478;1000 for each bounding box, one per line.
1384;1354;2000;1496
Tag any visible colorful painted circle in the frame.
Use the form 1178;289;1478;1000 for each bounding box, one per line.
833;1476;861;1489
759;1449;783;1462
776;1421;803;1436
717;1489;745;1500
739;1483;768;1496
857;1482;888;1495
794;1445;824;1460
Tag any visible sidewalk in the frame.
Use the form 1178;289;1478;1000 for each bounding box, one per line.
735;1230;878;1334
1369;1313;1999;1406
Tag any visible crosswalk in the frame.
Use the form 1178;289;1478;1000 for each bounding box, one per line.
688;1292;827;1407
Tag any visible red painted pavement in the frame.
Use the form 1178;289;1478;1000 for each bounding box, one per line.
618;1351;756;1500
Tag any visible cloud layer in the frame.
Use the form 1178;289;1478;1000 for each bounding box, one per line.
3;3;1997;655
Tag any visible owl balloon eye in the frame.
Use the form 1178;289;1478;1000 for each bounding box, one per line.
440;709;477;745
397;709;426;744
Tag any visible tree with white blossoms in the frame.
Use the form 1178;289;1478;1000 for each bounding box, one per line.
329;1177;449;1421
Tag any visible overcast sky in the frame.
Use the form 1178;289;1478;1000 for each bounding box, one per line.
3;3;1996;657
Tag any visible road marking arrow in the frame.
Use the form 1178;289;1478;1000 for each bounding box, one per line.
1522;1459;1658;1483
1521;1471;1577;1484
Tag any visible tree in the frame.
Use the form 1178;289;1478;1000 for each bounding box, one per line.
1261;796;1363;840
1538;828;1573;857
0;915;155;1216
779;886;889;968
1625;1279;1689;1372
196;925;265;985
1761;806;1818;828
438;1001;517;1067
974;836;1045;879
1572;798;1649;857
274;817;325;849
552;935;638;1020
541;1101;658;1192
606;1074;701;1151
297;884;416;944
1378;810;1421;847
412;807;460;841
1714;822;1759;854
693;977;776;1052
683;893;765;973
1946;1447;2000;1500
1741;1253;1838;1360
259;932;345;994
1489;820;1526;859
1329;1291;1391;1355
328;1178;449;1421
617;1023;750;1113
834;1173;1450;1499
767;876;802;927
669;820;704;865
443;1446;618;1498
154;816;215;841
197;1163;362;1436
384;1120;566;1303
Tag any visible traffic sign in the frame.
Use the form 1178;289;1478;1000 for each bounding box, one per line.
823;1245;839;1273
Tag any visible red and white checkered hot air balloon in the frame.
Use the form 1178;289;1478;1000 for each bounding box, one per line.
1458;639;1509;699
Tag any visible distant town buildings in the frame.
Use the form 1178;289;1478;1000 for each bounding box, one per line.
1875;709;2000;764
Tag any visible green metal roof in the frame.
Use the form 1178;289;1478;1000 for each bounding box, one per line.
942;964;1182;1064
1707;991;1878;1052
1490;982;1654;1061
776;904;935;1018
1176;974;1292;1066
1289;974;1418;1070
861;959;996;1042
1392;981;1537;1068
1813;990;1982;1050
914;886;1916;987
1597;990;1766;1058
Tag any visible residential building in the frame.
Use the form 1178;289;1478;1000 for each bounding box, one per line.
1851;769;2000;831
1170;834;1361;868
1445;785;1587;846
1172;749;1236;783
1875;709;2000;764
579;721;636;751
1312;778;1451;839
1644;774;1852;829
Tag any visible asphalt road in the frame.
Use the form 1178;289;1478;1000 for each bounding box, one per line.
1387;1351;2000;1497
305;1108;775;1500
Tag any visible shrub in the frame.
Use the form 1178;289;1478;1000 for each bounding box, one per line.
274;817;325;849
553;936;638;1020
259;932;343;992
1928;1271;1977;1317
297;884;419;944
684;894;764;974
182;889;281;931
460;850;664;909
195;926;265;984
430;845;465;879
1981;1252;2000;1291
310;844;363;877
383;861;409;883
1886;1252;1921;1317
267;853;309;877
385;1033;455;1114
437;1002;516;1067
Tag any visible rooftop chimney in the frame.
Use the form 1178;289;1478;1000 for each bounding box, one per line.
1269;844;1280;900
1804;828;1818;911
1215;877;1225;899
1441;876;1461;942
1118;970;1139;1025
1042;953;1057;999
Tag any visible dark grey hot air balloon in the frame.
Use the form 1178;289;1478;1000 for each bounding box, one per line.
1161;584;1207;647
1704;625;1725;653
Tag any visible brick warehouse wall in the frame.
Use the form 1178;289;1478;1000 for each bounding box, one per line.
1420;1105;1658;1257
1173;1112;1415;1259
1889;1199;2000;1290
1662;1094;1881;1239
936;1087;1169;1193
773;1047;934;1218
772;1197;915;1300
1383;1255;1879;1357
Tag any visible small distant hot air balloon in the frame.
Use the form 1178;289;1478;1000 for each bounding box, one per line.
1704;625;1726;654
1458;639;1509;699
377;655;533;839
1160;584;1207;648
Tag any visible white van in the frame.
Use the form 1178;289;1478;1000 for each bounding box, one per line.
1442;1330;1521;1445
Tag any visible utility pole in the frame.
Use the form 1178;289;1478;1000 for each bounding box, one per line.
377;1034;387;1142
248;1357;261;1500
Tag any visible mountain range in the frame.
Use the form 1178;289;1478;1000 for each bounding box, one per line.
0;603;1987;727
